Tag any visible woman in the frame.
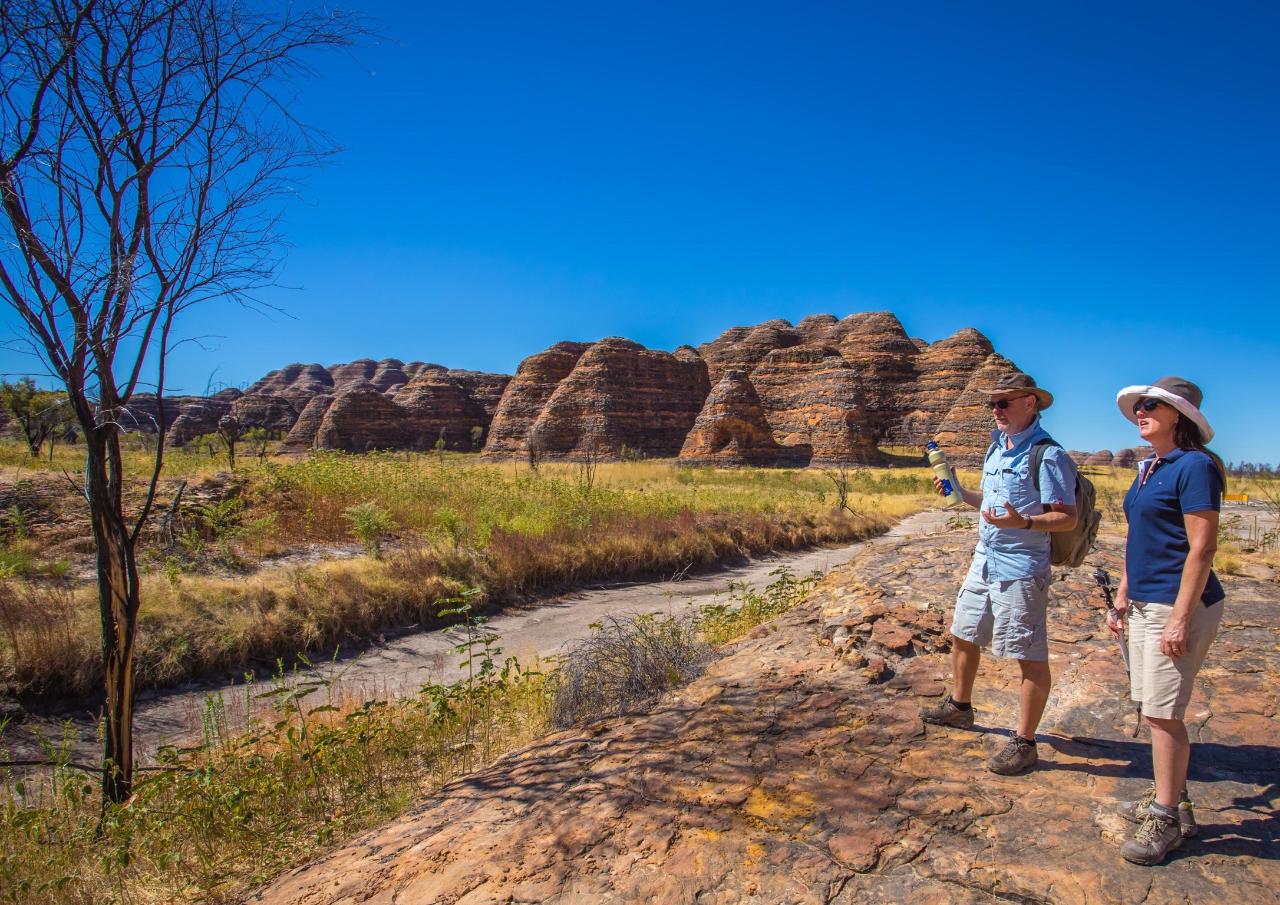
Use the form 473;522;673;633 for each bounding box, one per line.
1109;376;1226;866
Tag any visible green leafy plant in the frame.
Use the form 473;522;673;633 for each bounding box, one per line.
342;502;396;558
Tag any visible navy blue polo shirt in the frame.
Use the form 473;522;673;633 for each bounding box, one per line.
1123;448;1225;606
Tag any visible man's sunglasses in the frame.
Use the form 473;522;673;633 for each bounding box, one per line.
991;394;1033;410
1132;398;1164;416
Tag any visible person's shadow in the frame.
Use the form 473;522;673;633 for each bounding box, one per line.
1040;734;1279;862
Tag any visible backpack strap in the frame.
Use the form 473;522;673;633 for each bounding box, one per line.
1030;436;1064;496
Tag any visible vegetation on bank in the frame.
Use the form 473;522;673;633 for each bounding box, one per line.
0;444;936;699
1;570;818;905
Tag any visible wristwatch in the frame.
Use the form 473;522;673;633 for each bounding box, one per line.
1023;513;1034;530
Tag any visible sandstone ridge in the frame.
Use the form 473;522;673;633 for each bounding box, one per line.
251;525;1279;904
118;313;1052;464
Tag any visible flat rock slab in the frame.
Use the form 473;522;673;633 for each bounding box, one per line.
251;528;1280;905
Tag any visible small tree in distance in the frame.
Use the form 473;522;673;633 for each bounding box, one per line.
0;0;365;802
0;377;72;457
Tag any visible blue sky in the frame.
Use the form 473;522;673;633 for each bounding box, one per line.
3;1;1277;463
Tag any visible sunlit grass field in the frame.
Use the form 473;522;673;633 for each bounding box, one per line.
0;443;938;698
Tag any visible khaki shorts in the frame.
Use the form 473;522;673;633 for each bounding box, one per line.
1128;599;1223;720
951;558;1050;661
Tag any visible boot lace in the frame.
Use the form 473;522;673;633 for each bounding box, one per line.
1134;811;1174;846
1133;783;1157;812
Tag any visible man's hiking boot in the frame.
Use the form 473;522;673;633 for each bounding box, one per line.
920;696;975;730
1118;784;1198;838
986;735;1038;775
1121;806;1183;865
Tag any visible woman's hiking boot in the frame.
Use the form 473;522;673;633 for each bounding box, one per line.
1121;805;1183;865
986;735;1038;774
919;696;975;730
1118;783;1197;838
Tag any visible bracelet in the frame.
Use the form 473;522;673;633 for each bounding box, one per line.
1023;513;1034;530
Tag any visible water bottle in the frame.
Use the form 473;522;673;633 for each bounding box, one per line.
925;441;962;508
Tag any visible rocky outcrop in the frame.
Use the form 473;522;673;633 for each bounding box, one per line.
314;379;424;452
830;312;924;442
252;524;1280;905
1085;449;1115;467
164;389;243;446
525;338;711;460
116;311;1042;462
447;370;511;422
678;370;809;467
244;364;333;404
904;327;996;446
279;393;334;453
697;320;801;385
483;342;592;459
745;346;879;465
229;394;300;436
392;368;489;451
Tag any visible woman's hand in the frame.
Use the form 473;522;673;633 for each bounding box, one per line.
1160;613;1191;658
1106;597;1128;638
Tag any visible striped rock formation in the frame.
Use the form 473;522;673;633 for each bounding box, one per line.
678;370;809;467
521;338;710;461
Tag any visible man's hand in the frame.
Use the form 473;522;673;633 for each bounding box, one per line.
981;499;1027;529
1160;613;1190;658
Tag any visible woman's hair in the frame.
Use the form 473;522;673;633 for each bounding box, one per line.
1173;414;1227;485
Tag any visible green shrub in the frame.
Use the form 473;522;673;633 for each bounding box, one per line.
342;502;397;558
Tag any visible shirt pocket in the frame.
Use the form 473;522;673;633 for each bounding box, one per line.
982;461;1002;503
1002;460;1040;513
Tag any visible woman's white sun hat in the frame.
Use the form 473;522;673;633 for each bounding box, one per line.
1116;376;1213;443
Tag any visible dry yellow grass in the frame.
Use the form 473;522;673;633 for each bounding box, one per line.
1;453;937;697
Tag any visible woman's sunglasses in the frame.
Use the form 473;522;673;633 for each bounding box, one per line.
1132;398;1164;416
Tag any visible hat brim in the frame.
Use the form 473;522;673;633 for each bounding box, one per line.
1116;385;1214;443
985;386;1054;410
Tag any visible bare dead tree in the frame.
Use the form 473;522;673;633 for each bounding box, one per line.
577;437;603;492
822;463;864;515
0;0;364;803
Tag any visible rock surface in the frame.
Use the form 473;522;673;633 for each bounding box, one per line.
678;370;808;466
118;313;1056;461
747;346;879;465
492;337;711;461
251;524;1280;904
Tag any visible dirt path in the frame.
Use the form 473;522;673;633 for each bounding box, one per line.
6;509;953;765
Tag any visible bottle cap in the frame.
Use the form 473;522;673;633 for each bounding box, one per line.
925;441;938;450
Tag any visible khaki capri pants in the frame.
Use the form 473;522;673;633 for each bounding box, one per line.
1128;600;1224;720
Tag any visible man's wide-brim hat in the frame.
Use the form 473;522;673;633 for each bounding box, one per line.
1116;376;1214;443
981;372;1053;410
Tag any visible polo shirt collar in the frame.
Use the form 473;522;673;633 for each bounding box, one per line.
991;416;1044;453
1138;446;1185;480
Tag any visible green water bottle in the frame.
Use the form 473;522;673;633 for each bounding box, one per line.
925;441;962;509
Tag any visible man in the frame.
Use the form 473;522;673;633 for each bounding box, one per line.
920;372;1079;774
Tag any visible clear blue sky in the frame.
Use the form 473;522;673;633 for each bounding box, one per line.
4;1;1277;463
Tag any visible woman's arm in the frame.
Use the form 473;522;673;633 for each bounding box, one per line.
1159;510;1218;658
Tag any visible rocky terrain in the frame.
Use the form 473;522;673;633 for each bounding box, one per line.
113;313;1147;467
252;524;1278;905
115;313;1064;468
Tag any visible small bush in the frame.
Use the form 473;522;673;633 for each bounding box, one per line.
342;502;396;558
696;566;823;645
551;612;712;728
